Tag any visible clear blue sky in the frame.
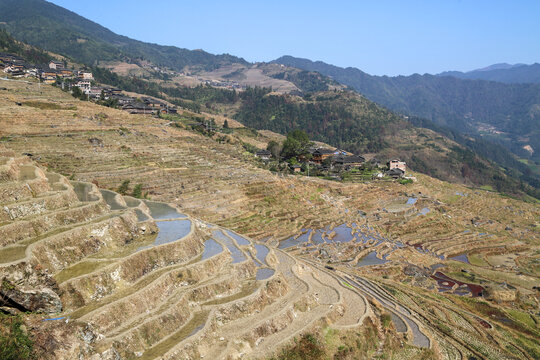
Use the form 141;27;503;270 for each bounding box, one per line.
48;0;540;76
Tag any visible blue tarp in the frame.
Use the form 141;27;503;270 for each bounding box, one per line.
42;316;66;321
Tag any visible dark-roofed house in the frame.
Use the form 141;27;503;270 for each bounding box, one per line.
334;154;365;169
312;148;335;164
386;168;405;179
255;149;271;160
122;102;155;115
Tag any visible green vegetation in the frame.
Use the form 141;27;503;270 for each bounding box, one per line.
117;180;130;195
131;184;144;199
270;333;324;360
280;129;312;161
270;69;333;93
22;101;76;111
235;87;395;154
0;0;246;71
0;314;34;360
0;28;51;64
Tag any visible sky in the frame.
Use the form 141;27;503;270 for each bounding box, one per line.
47;0;540;76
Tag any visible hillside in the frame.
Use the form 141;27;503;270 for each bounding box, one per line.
1;77;539;360
272;56;540;164
0;0;246;71
1;0;537;198
439;63;540;84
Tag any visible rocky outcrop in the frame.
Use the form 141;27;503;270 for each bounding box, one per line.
1;279;62;313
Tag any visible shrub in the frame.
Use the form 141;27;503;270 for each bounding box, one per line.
132;184;143;198
0;314;34;360
117;180;130;195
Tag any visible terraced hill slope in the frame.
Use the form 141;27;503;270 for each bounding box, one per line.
1;79;539;359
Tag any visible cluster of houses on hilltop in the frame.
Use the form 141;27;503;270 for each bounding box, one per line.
1;55;93;84
1;52;178;116
256;146;409;179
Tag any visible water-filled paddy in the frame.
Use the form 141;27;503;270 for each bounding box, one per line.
144;201;186;220
154;220;191;246
201;239;223;260
256;268;275;280
357;251;390;267
100;189;126;210
213;230;246;263
225;230;250;245
254;244;269;265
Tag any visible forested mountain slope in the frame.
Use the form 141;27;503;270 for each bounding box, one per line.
0;0;246;70
273;56;540;163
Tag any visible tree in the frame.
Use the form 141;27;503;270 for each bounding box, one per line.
267;140;282;160
132;184;143;198
280;129;312;161
223;120;229;129
117;180;130;195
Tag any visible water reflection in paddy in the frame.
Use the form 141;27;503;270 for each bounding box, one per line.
256;268;275;280
254;244;269;265
213;230;246;263
406;197;417;205
449;253;470;264
225;230;250;245
201;239;223;260
154;220;191;246
144;201;186;220
100;189;126;210
357;251;390;267
330;223;355;243
135;209;149;222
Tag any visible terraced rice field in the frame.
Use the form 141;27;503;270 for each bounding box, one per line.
1;82;539;359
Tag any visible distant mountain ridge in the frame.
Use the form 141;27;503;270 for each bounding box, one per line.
438;63;540;84
0;0;247;71
272;55;540;162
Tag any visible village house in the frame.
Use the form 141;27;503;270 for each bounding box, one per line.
87;87;104;100
110;94;135;106
312;148;335;164
40;69;58;84
255;149;272;161
333;154;366;169
291;164;302;173
75;80;91;93
48;60;64;70
77;70;93;80
388;159;407;172
386;167;405;179
122;102;155;115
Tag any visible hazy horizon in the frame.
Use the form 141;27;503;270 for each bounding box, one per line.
47;0;540;76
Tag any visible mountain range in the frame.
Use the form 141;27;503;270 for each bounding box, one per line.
438;63;540;84
272;56;540;164
1;0;539;199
